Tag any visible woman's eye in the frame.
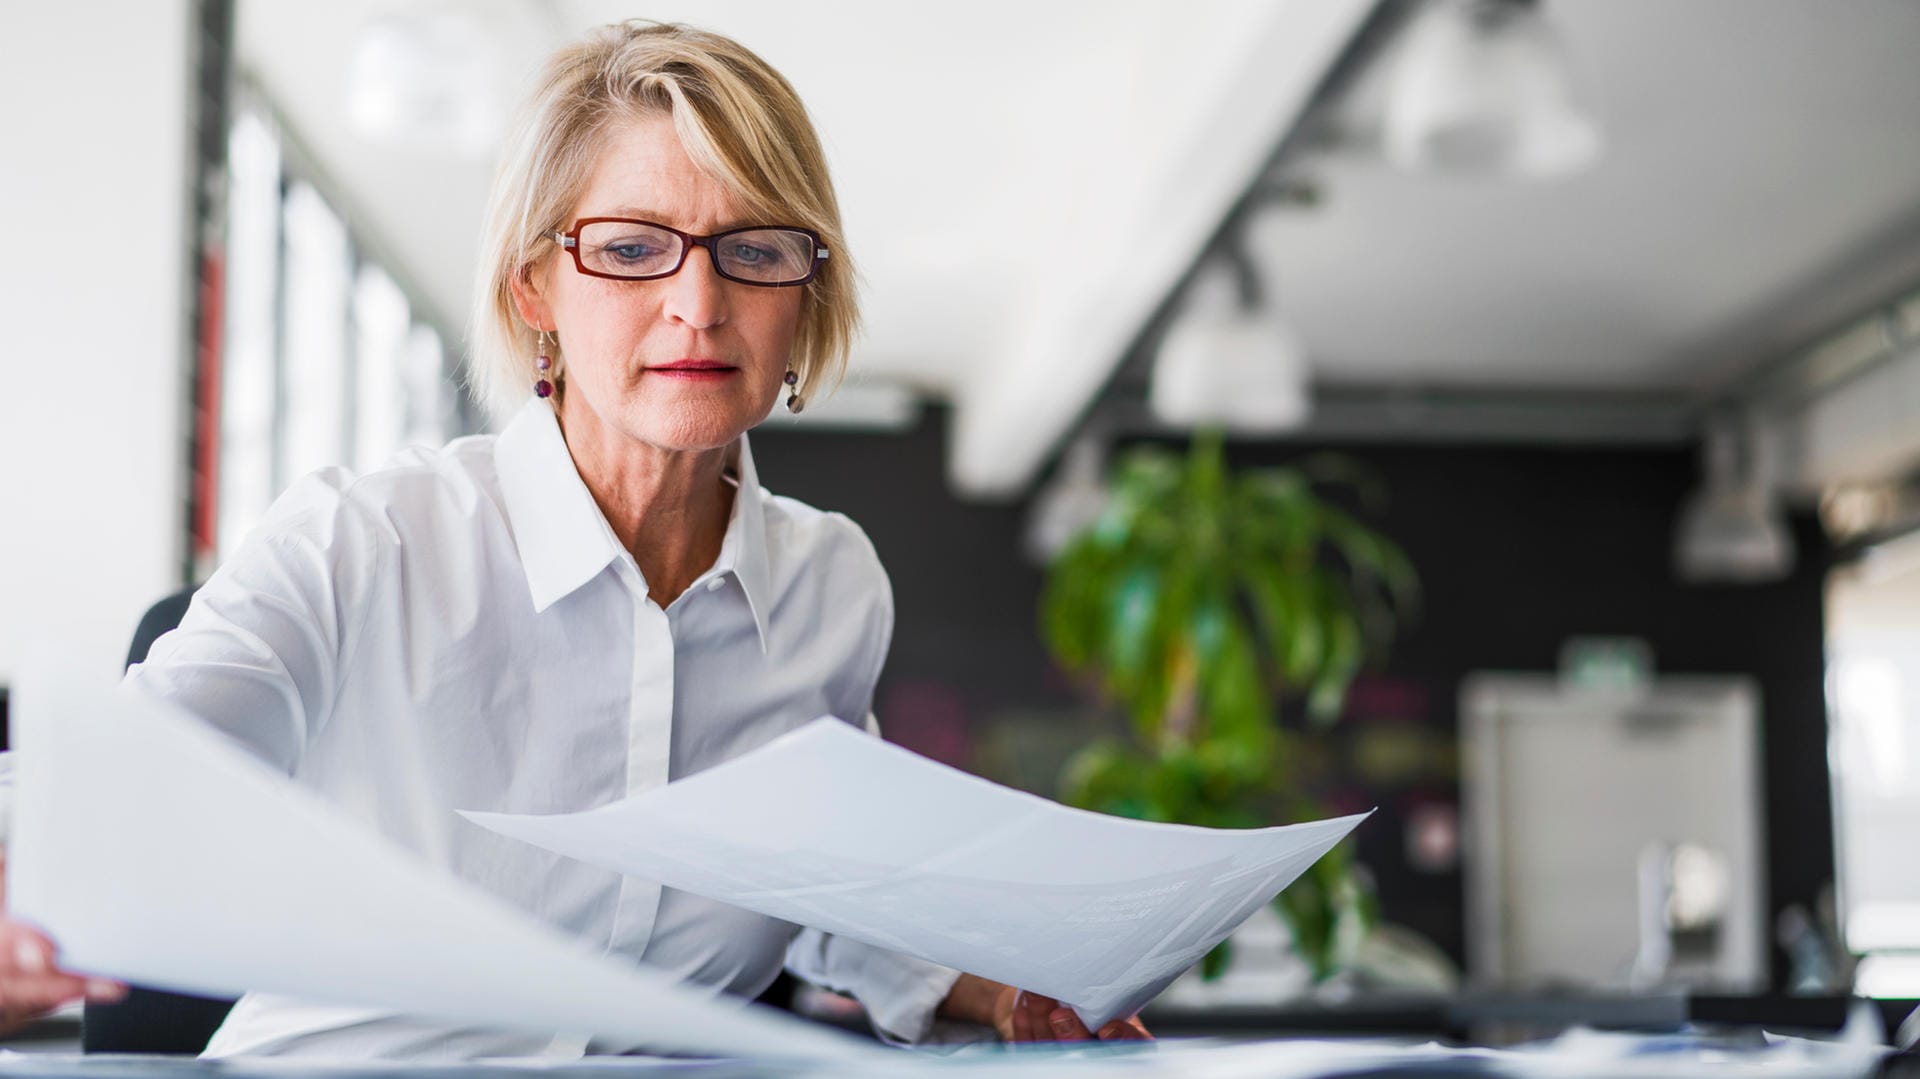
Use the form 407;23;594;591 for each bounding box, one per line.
729;244;769;264
607;243;659;261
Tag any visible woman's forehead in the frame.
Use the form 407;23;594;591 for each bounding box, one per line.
573;114;748;232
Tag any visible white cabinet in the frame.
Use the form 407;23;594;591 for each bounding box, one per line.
1462;675;1766;992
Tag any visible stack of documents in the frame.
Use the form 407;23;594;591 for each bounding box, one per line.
9;672;1362;1055
7;675;868;1061
464;718;1368;1030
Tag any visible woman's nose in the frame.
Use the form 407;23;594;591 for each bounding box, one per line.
661;245;729;329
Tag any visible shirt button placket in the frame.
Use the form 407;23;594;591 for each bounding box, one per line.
609;576;672;955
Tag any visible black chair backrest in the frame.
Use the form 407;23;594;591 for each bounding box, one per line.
80;585;237;1055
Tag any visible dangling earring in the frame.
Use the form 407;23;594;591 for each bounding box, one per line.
784;367;804;414
534;331;554;399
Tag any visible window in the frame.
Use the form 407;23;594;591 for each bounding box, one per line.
213;102;473;566
1827;535;1920;995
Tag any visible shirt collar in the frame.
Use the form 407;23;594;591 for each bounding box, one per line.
493;398;774;653
719;435;773;654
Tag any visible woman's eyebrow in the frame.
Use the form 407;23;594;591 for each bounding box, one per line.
600;205;667;221
596;207;756;231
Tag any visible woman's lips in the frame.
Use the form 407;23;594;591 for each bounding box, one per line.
647;363;738;382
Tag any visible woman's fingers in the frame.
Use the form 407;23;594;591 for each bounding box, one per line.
0;973;86;1029
0;923;98;1024
12;933;49;974
990;984;1017;1041
1008;990;1063;1043
1048;1006;1094;1040
1001;989;1151;1045
1024;991;1058;1040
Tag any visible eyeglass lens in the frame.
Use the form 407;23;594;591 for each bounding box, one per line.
575;221;817;284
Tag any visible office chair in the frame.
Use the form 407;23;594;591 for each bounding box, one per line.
79;587;803;1054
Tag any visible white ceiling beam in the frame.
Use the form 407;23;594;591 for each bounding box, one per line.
946;0;1378;499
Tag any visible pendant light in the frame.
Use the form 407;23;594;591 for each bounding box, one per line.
1149;252;1312;432
1383;0;1602;179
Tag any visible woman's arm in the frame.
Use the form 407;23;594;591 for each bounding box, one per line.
934;972;1003;1029
126;467;388;773
0;469;383;1034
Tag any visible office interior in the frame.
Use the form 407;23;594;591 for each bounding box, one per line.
5;0;1920;1073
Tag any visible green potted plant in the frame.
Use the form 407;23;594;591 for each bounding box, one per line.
1039;430;1418;980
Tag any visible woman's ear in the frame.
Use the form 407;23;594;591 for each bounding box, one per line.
507;262;554;333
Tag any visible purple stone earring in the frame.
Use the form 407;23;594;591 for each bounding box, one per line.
534;331;554;399
784;367;804;414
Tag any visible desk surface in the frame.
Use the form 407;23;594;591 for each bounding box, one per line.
3;995;1910;1079
1142;991;1920;1042
0;1038;1899;1079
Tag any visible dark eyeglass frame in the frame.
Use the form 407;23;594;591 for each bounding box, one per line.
551;217;829;287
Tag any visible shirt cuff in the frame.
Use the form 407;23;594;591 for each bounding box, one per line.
862;953;962;1046
784;929;992;1048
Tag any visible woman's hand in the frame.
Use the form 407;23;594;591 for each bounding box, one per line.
940;973;1150;1042
992;985;1150;1043
0;852;126;1035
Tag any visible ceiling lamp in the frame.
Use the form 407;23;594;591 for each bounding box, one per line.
1674;416;1795;585
346;9;502;156
1149;262;1312;432
1383;0;1602;179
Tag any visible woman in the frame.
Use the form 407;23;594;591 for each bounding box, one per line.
0;21;1147;1057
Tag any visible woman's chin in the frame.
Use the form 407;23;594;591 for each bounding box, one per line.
624;399;763;451
565;380;774;451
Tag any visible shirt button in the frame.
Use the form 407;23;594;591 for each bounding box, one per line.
705;577;725;592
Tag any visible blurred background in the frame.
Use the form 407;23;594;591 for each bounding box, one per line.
6;0;1920;1039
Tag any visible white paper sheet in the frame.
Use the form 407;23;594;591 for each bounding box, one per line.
462;718;1368;1031
6;670;873;1062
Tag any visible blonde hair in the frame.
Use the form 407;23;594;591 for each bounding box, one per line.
468;21;857;421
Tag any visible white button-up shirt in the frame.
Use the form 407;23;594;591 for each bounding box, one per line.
117;398;962;1060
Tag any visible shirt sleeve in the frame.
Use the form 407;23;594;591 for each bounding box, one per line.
782;924;970;1047
0;471;382;849
123;467;389;775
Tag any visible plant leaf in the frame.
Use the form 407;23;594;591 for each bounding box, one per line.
1305;576;1364;726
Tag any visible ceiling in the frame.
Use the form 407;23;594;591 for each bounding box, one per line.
236;0;1920;497
1244;0;1920;394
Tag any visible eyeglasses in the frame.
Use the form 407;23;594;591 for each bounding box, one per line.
552;218;829;287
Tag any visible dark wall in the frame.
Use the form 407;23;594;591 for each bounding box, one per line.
752;412;1079;784
751;408;1835;984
